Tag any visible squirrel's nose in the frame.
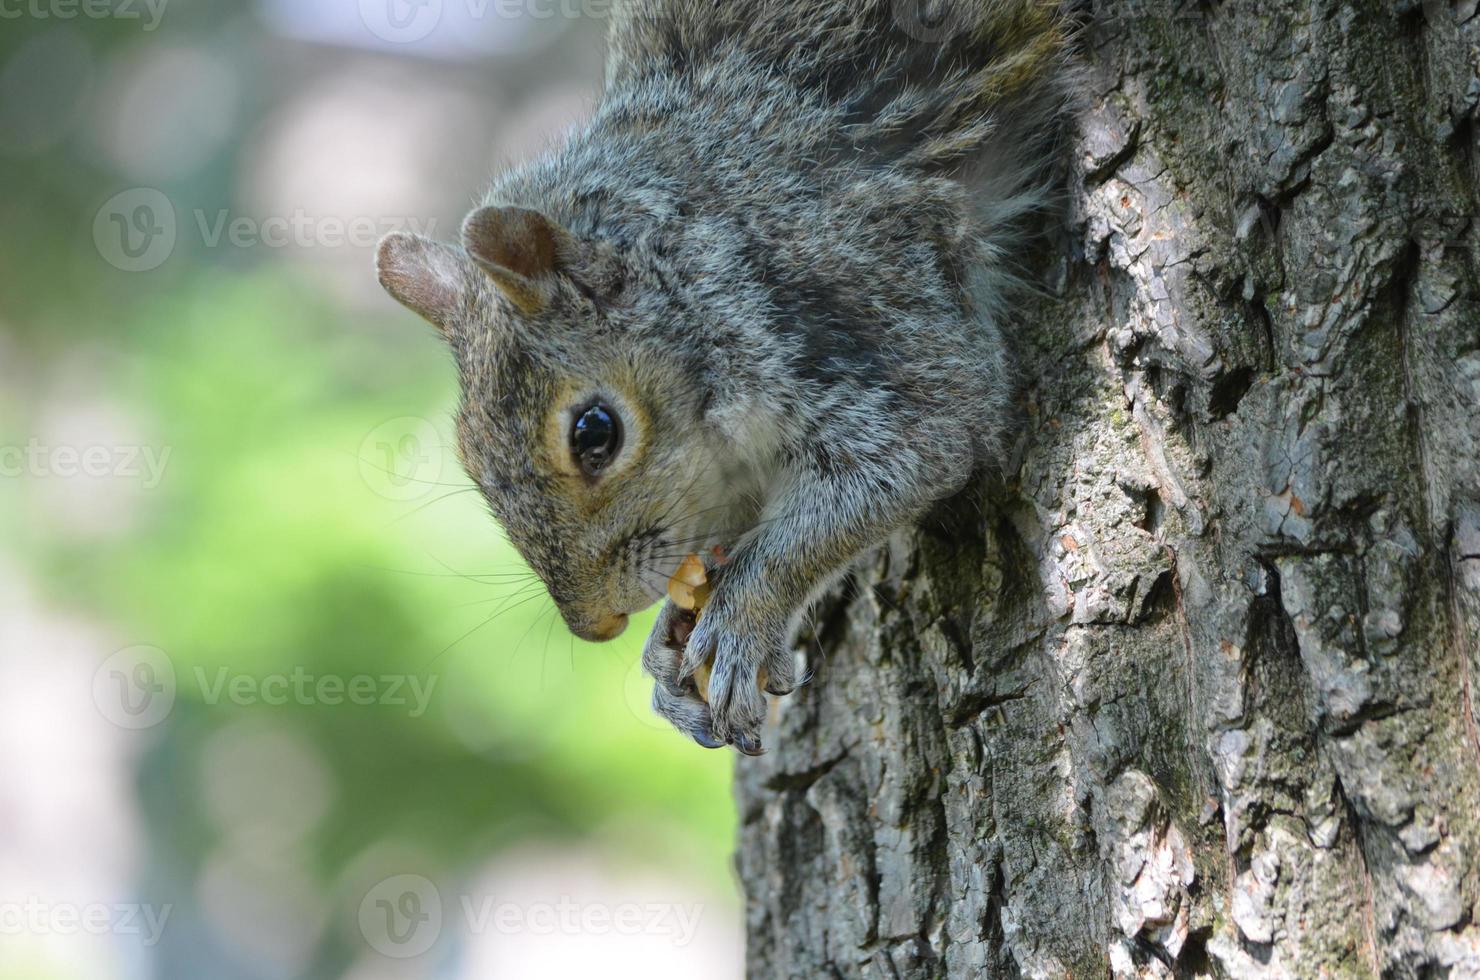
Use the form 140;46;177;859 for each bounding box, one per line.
579;613;629;642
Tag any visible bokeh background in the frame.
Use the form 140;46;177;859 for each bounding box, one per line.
0;1;741;977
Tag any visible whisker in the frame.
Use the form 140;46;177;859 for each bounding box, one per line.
369;567;539;581
345;449;471;489
870;582;906;615
651;466;709;531
423;584;553;669
452;583;548;609
636;564;676;602
541;605;561;683
655;499;751;538
424;599;528;669
528;605;559;690
427;552;544;587
388;487;483;525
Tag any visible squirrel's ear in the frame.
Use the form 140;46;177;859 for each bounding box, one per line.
462;206;572;316
376;233;469;336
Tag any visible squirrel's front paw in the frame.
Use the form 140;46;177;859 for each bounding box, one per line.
678;599;790;754
642;601;726;750
641;598;788;755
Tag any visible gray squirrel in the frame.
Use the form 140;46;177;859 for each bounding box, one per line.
376;0;1075;754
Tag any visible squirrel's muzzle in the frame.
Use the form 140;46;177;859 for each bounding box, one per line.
575;612;629;643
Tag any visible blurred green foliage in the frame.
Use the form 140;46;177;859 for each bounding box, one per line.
0;10;736;971
7;265;736;854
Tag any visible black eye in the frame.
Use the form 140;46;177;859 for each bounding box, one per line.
571;403;623;476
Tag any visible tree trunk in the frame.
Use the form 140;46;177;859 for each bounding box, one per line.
734;2;1480;976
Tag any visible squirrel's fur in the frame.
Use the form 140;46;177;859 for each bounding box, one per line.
377;0;1075;752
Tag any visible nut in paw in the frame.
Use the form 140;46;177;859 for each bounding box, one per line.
659;554;769;753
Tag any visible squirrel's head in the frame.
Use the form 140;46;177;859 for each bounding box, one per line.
375;206;732;642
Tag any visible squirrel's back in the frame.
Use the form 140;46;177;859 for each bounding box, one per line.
606;0;1073;172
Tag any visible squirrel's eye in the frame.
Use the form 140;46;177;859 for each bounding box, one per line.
572;403;623;476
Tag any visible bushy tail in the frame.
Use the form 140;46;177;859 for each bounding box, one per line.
608;0;1075;170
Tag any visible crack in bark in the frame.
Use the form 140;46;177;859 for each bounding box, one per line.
1333;775;1383;977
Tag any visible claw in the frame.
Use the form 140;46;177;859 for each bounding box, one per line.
732;732;766;756
646;567;780;752
762;664;792;697
693;729;726;750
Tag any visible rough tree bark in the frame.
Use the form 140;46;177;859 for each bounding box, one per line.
734;2;1480;976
